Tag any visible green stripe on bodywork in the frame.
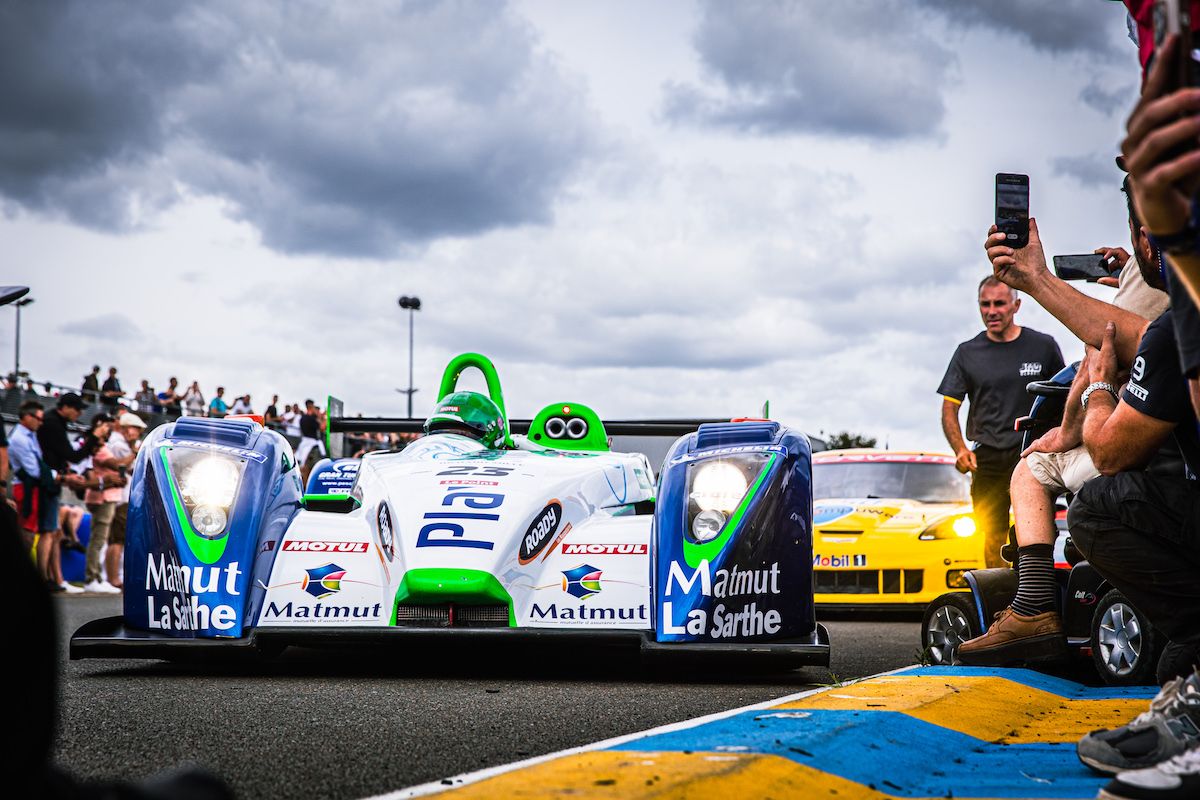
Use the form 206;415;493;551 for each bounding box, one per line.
393;568;515;626
158;447;229;565
303;492;354;504
683;453;777;569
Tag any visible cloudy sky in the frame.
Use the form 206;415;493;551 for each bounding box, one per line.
0;0;1143;449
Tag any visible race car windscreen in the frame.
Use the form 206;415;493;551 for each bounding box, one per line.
813;461;970;503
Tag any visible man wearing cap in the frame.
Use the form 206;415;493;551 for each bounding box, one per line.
102;412;146;589
34;394;98;592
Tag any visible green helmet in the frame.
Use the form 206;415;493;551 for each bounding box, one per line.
424;391;505;447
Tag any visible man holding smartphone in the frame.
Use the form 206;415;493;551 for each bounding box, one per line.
938;277;1064;568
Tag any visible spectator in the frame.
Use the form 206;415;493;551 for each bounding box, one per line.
10;401;47;555
295;399;326;471
82;412;123;593
4;374;17;390
182;380;205;416
100;366;124;410
0;401;8;490
10;401;82;593
959;180;1169;666
36;393;99;592
103;412;145;591
156;376;180;416
264;395;281;428
283;403;302;438
81;365;101;403
208;386;229;418
938;276;1065;567
229;393;252;416
24;378;35;394
134;379;155;413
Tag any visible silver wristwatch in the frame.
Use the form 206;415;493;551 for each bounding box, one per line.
1081;381;1118;410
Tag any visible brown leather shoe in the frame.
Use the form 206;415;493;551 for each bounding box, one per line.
957;607;1067;666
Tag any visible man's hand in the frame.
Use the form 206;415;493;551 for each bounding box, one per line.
1021;425;1079;457
1094;247;1129;288
1088;322;1120;386
954;449;977;474
62;473;87;490
985;217;1051;292
1123;34;1200;235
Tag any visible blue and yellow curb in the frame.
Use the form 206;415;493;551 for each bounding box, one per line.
390;667;1158;799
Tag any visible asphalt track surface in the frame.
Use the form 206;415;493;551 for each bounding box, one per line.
54;596;922;800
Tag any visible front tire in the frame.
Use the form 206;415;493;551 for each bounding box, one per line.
1090;590;1161;686
922;592;981;666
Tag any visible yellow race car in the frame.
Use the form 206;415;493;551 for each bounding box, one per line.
811;449;984;608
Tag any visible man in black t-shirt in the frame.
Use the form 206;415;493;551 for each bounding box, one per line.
939;276;1065;567
295;399;326;476
1068;310;1200;674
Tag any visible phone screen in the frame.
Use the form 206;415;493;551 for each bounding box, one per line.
1053;254;1112;282
995;173;1029;248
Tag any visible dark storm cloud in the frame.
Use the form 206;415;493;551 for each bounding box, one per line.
1080;81;1137;116
916;0;1126;57
1052;153;1120;188
59;313;142;342
0;1;596;257
662;0;956;140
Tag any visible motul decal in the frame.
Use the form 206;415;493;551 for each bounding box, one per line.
561;543;648;555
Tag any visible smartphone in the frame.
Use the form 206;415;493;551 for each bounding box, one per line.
995;173;1029;249
1154;0;1197;90
1053;254;1117;282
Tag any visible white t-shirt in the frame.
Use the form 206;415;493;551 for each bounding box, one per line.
107;430;134;503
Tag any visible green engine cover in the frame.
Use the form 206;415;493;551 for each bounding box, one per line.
527;402;609;451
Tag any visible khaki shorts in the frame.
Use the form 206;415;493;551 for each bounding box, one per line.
1025;446;1101;495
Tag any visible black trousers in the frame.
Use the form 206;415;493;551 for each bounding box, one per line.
1068;471;1200;646
973;445;1020;568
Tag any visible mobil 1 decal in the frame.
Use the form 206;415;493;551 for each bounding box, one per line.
417;466;512;550
657;493;809;643
518;500;563;564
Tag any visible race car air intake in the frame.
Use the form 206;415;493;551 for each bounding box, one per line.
545;417;567;439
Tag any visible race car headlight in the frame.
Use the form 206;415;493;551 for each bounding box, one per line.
919;514;976;541
692;509;726;542
191;504;228;537
684;453;771;544
180;457;240;507
691;462;750;513
164;448;246;539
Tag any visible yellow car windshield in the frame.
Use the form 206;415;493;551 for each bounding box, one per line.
813;462;970;504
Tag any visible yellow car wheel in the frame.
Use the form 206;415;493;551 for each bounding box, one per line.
921;592;980;665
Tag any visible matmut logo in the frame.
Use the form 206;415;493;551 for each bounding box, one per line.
283;540;369;553
562;543;648;555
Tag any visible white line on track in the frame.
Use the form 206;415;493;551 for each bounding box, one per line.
362;665;914;800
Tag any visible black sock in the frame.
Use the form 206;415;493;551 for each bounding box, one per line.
1010;543;1057;617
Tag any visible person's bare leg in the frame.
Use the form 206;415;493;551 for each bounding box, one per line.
958;458;1064;665
106;544;123;588
1010;460;1058;547
35;532;53;581
48;532;64;584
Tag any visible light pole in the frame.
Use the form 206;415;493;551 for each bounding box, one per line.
398;296;421;418
14;296;33;380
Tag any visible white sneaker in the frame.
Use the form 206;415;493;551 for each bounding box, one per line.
84;580;121;594
59;582;84;594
